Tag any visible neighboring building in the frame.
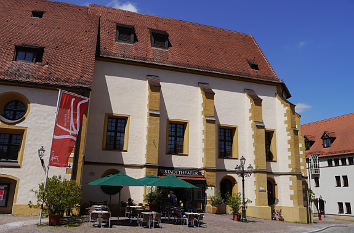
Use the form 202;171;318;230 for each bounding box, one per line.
0;0;98;214
0;0;308;223
302;113;354;220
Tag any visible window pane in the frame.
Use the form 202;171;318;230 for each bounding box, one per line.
25;52;34;62
16;50;26;61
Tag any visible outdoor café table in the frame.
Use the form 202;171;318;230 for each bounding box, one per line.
141;211;157;228
91;210;110;228
129;206;144;223
184;212;199;226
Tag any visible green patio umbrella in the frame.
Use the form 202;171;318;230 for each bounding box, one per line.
137;175;159;186
88;173;144;186
148;175;197;188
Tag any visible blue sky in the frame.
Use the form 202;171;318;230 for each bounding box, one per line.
60;0;354;124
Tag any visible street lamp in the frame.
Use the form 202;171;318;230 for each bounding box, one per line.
38;146;46;173
235;156;254;222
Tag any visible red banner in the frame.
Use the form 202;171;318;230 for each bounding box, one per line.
49;91;88;167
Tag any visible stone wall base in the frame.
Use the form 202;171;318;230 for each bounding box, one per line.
275;206;307;223
12;204;40;216
324;214;354;222
247;206;272;220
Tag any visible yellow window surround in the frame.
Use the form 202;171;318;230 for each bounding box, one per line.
0;125;27;168
218;124;238;159
102;113;130;151
166;119;189;156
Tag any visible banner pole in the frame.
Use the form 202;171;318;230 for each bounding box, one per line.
39;89;62;225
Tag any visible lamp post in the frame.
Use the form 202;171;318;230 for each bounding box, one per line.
38;146;46;173
235;156;253;222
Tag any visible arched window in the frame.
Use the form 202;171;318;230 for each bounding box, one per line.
4;100;26;120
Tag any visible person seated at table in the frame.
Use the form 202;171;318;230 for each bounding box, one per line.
178;200;184;208
168;191;177;206
128;198;136;206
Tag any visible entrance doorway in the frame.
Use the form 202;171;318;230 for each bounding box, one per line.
0;176;18;214
220;176;237;200
267;179;276;206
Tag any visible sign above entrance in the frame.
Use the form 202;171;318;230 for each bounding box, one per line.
159;168;203;176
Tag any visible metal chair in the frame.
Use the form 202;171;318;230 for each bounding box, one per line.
153;212;162;228
101;212;111;228
196;213;204;227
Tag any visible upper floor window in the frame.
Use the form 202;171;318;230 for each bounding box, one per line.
248;62;259;70
116;25;136;44
341;158;347;166
349;157;354;165
151;30;170;49
314;177;319;187
334;159;340;166
335;176;341;187
328;159;333;167
168;122;186;154
103;114;129;151
0;133;23;162
265;130;276;161
343;175;349;187
14;46;44;63
4;100;26;121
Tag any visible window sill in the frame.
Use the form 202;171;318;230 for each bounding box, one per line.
102;149;128;152
266;160;277;162
219;157;238;160
0;162;20;168
166;153;188;156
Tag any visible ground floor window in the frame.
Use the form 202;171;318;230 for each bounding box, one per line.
0;184;10;207
345;202;351;214
338;202;344;214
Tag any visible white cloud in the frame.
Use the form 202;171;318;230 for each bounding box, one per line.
298;41;306;48
295;103;312;113
107;0;138;12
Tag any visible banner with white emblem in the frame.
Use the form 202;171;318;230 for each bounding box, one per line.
49;90;88;167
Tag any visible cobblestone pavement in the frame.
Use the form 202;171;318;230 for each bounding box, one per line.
0;214;353;233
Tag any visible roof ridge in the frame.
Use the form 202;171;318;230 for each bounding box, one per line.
302;112;354;126
89;4;250;37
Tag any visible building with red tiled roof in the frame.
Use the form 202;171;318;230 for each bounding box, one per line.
302;113;354;220
0;0;308;223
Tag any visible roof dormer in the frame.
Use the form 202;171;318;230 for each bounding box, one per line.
304;136;315;150
321;131;335;148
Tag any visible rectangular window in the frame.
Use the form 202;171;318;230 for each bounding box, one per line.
334;159;340;166
103;114;129;151
31;11;44;18
341;158;347;166
151;31;169;49
116;25;136;44
335;176;341;187
323;137;331;148
14;46;43;63
168;122;186;154
314;177;319;187
343;175;348;187
265;130;276;161
0;133;23;162
338;202;344;214
0;184;10;207
345;202;352;214
349;157;354;165
328;159;333;167
219;128;232;158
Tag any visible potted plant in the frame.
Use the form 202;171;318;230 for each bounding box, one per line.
210;190;225;214
144;189;164;211
29;176;82;226
226;193;241;221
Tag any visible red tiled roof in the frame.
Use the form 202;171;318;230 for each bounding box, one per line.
301;113;354;158
0;0;98;89
89;5;282;84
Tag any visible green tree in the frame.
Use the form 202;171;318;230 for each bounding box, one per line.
29;176;82;215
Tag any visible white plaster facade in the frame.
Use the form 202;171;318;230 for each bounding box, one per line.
82;60;301;211
308;155;354;218
0;85;70;209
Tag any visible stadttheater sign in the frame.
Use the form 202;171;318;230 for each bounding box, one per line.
159;168;203;176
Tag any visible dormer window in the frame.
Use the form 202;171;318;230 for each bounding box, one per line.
321;132;335;148
32;11;44;18
116;25;136;44
151;30;170;49
249;62;259;70
304;136;314;150
14;46;44;63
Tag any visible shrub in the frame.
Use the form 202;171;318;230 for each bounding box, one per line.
225;193;241;214
29;175;82;216
210;190;224;207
